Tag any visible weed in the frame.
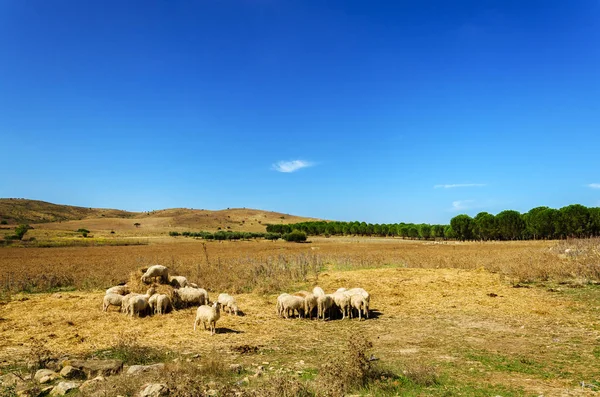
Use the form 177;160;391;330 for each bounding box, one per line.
90;331;172;365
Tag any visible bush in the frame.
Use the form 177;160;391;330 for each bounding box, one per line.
283;230;307;243
169;231;181;237
14;224;31;240
0;220;7;225
265;233;281;241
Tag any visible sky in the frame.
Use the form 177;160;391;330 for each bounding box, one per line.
1;0;599;224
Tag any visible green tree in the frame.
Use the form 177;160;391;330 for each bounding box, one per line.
444;225;456;239
558;204;590;238
450;215;474;241
407;226;419;239
524;206;556;239
283;230;307;242
495;210;525;240
14;224;31;240
474;212;496;240
418;224;432;240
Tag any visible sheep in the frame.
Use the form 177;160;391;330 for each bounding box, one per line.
335;287;347;293
141;265;169;284
106;285;129;296
350;294;367;321
217;293;239;316
194;302;220;335
276;293;291;317
128;295;150;317
312;286;325;298
103;293;124;312
156;294;172;314
293;290;311;298
122;287;156;316
331;291;351;319
304;293;318;319
148;294;158;314
172;287;208;308
346;288;370;318
279;295;305;318
317;294;334;320
169;276;188;288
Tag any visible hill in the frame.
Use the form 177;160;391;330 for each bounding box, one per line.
0;198;318;234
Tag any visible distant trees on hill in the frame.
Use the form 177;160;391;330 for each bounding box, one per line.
265;204;600;241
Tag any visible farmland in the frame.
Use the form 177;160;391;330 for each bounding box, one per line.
2;232;600;396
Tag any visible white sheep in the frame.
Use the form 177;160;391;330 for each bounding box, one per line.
103;293;124;312
304;293;318;320
106;285;129;295
317;294;334;320
141;265;169;284
346;288;370;318
312;286;325;298
169;276;188;288
217;293;239;316
331;291;351;319
194;302;221;335
350;294;367;320
276;293;291;317
156;294;172;314
173;286;208;308
279;295;305;319
148;294;158;314
293;290;311;298
122;287;155;316
335;287;347;293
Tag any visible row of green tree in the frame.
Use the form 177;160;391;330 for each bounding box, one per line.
450;204;600;241
169;230;307;242
265;204;600;241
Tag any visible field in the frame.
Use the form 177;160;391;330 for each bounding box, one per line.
2;233;600;396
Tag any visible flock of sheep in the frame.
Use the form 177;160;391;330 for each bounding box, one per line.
277;286;370;321
103;265;371;335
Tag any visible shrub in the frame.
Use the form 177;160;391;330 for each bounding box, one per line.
265;233;281;241
283;230;307;243
0;220;7;225
169;231;181;237
14;224;31;240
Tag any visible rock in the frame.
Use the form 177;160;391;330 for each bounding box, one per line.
79;376;105;393
49;381;80;396
69;359;123;378
207;390;217;396
34;369;59;384
229;364;242;374
45;360;61;372
0;373;24;387
59;366;85;380
139;383;170;397
126;363;165;376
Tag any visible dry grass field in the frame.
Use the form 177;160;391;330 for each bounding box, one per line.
2;233;600;396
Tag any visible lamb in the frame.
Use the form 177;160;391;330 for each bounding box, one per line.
194;302;221;335
331;291;351;319
279;295;305;319
155;294;172;314
106;285;129;295
217;293;239;316
317;294;334;320
169;276;188;288
312;286;325;298
350;294;367;321
141;265;169;284
173;286;208;308
103;293;124;312
304;293;318;320
346;288;370;318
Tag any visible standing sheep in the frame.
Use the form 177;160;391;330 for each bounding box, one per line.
347;288;370;318
103;293;124;312
156;294;172;314
317;294;334;320
331;291;351;320
276;293;291;317
194;302;221;335
350;294;367;320
106;285;130;295
304;293;318;320
172;287;208;308
141;265;169;284
169;276;188;288
217;293;239;316
279;295;305;319
312;286;325;298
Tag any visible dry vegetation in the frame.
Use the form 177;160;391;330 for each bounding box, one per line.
2;204;600;395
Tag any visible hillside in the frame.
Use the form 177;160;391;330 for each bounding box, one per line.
0;198;318;234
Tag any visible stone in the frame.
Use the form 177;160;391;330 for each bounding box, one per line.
126;363;165;376
0;373;24;387
34;369;59;384
59;366;85;380
139;383;170;397
229;364;242;374
49;381;80;396
68;359;123;378
79;376;105;393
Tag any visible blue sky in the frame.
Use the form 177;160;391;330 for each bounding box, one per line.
1;0;599;224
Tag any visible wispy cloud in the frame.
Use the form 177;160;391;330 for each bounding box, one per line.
434;183;486;189
272;160;314;173
587;183;600;189
451;200;475;211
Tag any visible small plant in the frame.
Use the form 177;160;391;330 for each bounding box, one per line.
133;222;141;228
283;230;307;243
110;230;115;234
14;224;31;240
76;228;90;237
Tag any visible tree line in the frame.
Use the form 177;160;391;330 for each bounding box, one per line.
265;204;600;241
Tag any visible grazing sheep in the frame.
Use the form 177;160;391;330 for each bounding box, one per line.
194;302;221;335
122;287;156;316
103;293;124;312
169;276;188;288
304;293;318;320
346;288;370;318
148;294;159;314
331;291;351;319
317;294;334;320
276;293;291;317
293;290;311;298
279;295;305;318
350;294;367;321
217;293;239;316
106;285;130;296
173;287;207;308
128;295;150;317
312;286;325;298
141;265;169;284
156;294;172;314
335;288;347;293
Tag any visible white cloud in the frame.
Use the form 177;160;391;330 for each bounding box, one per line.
451;200;475;211
587;183;600;189
272;160;314;173
434;183;486;189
